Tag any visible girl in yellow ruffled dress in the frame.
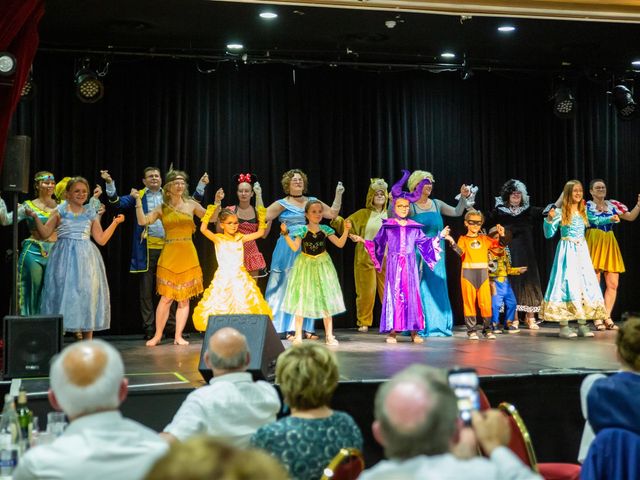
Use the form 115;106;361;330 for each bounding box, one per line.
193;206;272;331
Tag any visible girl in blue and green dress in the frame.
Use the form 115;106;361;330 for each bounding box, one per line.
280;200;351;346
540;180;618;339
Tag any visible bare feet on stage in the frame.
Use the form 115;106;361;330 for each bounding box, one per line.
173;337;189;346
146;336;162;347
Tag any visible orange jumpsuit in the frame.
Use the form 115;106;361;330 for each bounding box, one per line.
453;235;500;334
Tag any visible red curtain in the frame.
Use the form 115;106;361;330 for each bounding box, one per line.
0;0;44;168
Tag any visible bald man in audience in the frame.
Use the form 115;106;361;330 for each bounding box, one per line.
162;327;281;446
14;340;168;480
359;364;542;480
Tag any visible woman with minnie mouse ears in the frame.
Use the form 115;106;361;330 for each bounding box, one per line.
209;173;271;278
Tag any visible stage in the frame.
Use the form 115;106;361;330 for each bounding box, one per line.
3;324;619;467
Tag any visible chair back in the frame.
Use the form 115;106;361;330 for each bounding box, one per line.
320;448;365;480
581;428;640;480
498;402;539;472
478;388;491;411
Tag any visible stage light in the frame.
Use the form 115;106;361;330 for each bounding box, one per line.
259;12;277;19
552;85;576;119
75;68;104;103
498;25;516;33
441;52;455;59
226;43;244;50
0;52;17;76
610;84;636;120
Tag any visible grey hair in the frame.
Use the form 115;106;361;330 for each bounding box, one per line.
207;332;249;370
50;339;124;418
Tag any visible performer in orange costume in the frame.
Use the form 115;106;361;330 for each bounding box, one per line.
451;210;504;340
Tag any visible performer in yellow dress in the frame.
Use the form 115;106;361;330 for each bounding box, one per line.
133;169;206;346
193;206;272;331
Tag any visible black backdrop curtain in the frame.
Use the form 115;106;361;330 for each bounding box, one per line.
4;52;640;334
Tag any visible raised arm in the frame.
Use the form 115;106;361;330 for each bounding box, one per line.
91;214;125;246
209;188;225;224
620;194;640;221
253;182;272;237
322;181;344;220
280;223;302;251
242;206;268;243
200;205;220;244
192;172;209;203
25;208;60;238
543;208;561;239
327;220;351;248
132;189;161;226
265;200;285;223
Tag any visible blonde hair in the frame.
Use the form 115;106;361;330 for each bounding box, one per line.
464;209;484;223
276;343;339;410
407;170;435;192
561;180;588;226
144;436;288;480
281;169;308;195
617;317;640;371
163;169;190;203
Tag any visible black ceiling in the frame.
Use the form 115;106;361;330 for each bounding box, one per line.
39;0;640;74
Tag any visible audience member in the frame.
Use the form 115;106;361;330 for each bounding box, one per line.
359;364;542;480
145;436;289;480
162;327;281;446
578;316;640;462
251;343;363;480
14;340;168;480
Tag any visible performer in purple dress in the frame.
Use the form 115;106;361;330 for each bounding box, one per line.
351;170;453;344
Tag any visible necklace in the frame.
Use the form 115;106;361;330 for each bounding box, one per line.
290;194;303;198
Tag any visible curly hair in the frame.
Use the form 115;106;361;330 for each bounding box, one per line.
276;343;339;410
617;317;640;371
281;169;308;195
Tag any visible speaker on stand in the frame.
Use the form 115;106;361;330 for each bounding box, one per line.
1;135;31;316
198;314;285;382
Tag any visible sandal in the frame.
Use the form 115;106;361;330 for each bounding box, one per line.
604;319;619;330
593;320;606;331
285;333;295;341
304;332;319;340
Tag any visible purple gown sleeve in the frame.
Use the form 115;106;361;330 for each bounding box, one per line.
415;231;442;271
363;225;388;272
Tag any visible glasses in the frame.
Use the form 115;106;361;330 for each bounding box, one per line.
466;220;483;226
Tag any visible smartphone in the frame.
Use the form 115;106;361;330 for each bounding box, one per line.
448;367;480;426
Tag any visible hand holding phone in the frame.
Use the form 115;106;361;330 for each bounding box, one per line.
448;368;480;426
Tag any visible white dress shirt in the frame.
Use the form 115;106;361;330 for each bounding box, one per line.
163;371;281;447
13;410;168;480
358;447;543;480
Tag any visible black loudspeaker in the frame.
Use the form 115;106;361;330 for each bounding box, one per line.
198;314;285;383
1;135;31;193
3;315;63;379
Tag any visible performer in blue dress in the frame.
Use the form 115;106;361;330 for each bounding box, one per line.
407;170;474;337
540;180;617;339
27;177;124;339
264;169;343;337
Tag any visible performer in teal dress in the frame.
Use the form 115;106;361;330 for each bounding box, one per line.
264;169;343;336
407;170;474;337
540;180;616;338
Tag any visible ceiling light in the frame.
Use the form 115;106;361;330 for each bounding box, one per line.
259;12;277;19
632;60;640;67
552;85;576;119
610;85;636;120
441;52;455;59
498;25;516;32
0;52;17;76
226;43;244;50
75;68;104;103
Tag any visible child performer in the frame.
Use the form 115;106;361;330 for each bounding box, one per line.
28;177;124;339
540;180;617;339
487;226;527;334
351;170;452;344
280;200;351;346
192;206;272;330
209;173;270;278
450;210;505;340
